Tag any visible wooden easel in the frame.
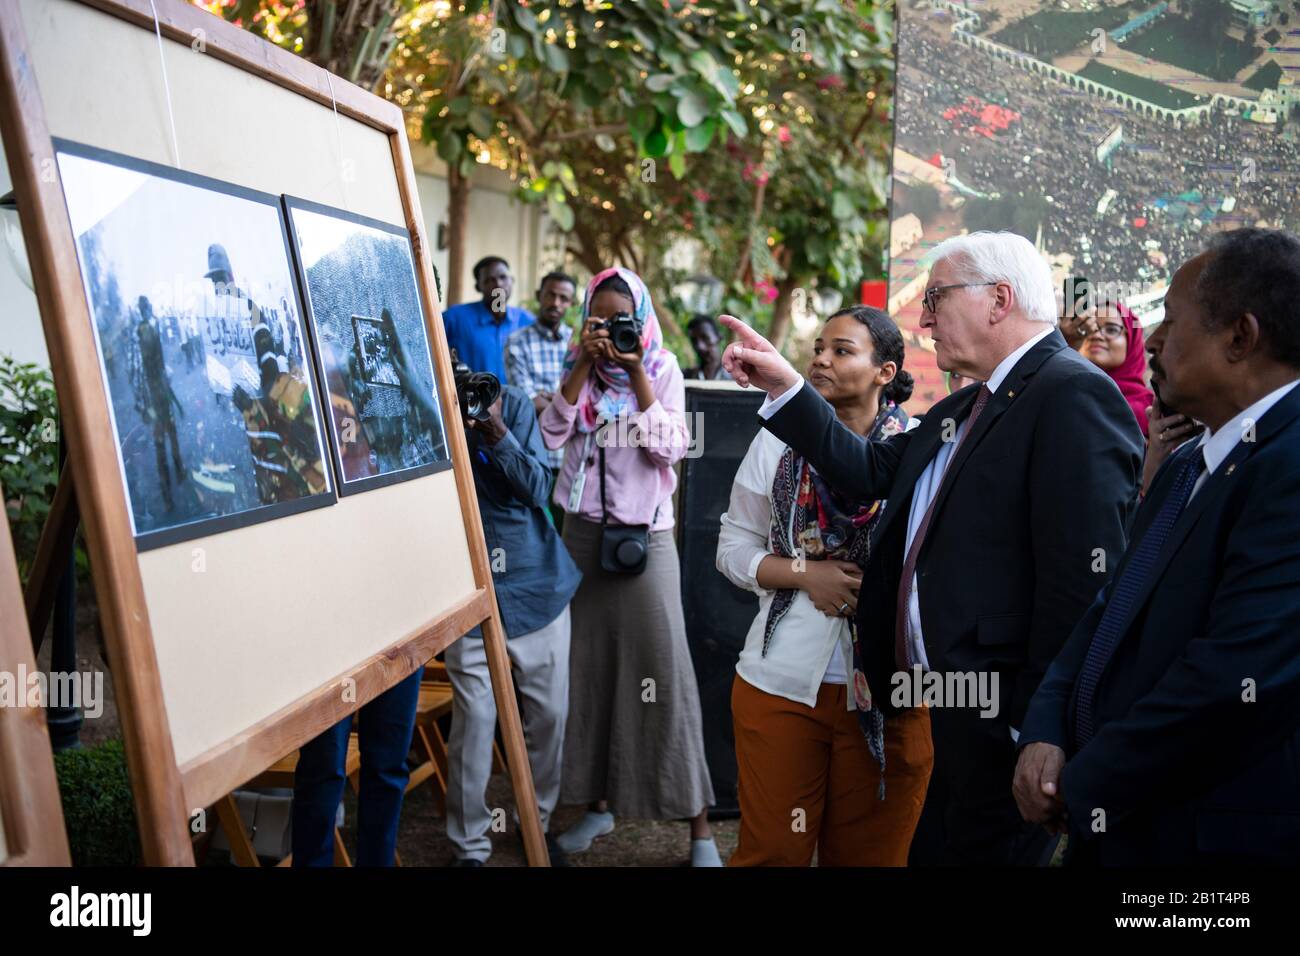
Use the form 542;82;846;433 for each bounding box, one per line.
0;477;71;866
23;460;77;654
0;0;548;866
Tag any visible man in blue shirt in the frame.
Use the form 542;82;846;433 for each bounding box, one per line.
442;256;534;380
444;380;582;867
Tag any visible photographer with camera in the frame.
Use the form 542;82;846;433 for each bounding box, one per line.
539;268;720;866
444;351;582;867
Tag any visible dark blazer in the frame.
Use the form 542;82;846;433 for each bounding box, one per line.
763;330;1144;732
1020;381;1300;864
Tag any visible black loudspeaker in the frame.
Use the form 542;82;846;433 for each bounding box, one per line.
677;382;765;817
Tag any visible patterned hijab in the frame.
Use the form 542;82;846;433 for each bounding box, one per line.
560;267;674;432
764;399;910;796
1105;301;1155;439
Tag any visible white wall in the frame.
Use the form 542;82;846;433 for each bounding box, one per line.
0;138;50;368
409;141;546;310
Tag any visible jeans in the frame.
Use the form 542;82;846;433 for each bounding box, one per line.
291;669;422;866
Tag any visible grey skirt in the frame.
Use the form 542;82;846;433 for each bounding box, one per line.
559;516;715;820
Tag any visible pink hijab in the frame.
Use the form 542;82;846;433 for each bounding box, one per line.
559;267;674;433
1105;302;1154;438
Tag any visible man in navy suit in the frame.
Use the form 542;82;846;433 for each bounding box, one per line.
1015;228;1300;864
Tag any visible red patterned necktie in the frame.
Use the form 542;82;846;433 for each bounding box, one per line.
894;385;992;670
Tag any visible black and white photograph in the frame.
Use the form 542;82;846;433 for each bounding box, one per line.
54;140;334;549
284;197;450;494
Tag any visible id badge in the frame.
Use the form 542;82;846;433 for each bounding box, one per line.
567;432;594;513
567;468;587;512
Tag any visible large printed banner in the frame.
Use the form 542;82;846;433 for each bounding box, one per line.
888;0;1300;410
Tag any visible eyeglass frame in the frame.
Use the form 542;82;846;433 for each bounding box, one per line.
1080;318;1126;340
922;281;998;315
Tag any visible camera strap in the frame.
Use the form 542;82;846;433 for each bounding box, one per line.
599;435;659;529
599;441;610;527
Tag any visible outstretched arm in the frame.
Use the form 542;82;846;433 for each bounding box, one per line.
719;314;909;500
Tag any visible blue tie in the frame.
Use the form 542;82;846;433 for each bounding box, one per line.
1072;445;1208;748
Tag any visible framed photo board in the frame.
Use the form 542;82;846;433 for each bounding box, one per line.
283;196;451;496
54;140;336;550
0;0;545;865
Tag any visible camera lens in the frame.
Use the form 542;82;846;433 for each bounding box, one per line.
457;369;500;421
613;325;640;354
615;537;646;568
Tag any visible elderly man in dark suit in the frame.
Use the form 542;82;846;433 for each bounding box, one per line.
720;231;1144;864
1014;228;1300;865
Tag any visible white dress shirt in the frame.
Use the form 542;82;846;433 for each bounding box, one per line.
720;418;922;707
716;428;856;707
1186;378;1300;500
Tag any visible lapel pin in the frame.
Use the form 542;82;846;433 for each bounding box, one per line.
1007;390;1015;398
1225;463;1236;476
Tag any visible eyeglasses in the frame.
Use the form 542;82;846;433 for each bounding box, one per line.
922;282;997;315
1081;320;1125;340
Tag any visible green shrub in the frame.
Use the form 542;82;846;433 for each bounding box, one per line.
54;738;141;866
0;353;59;582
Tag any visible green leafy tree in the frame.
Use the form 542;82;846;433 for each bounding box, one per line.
201;0;895;346
426;0;893;342
203;1;415;89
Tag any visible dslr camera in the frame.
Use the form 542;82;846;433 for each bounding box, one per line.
592;311;644;354
451;356;501;422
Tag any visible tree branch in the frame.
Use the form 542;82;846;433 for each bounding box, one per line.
550;122;628;143
506;100;539;143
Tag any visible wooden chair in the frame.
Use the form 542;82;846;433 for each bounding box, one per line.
405;665;454;815
215;732;361;867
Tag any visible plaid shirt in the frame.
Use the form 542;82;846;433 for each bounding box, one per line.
506;321;573;468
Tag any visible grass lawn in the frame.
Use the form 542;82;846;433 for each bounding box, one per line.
1125;16;1262;81
1077;59;1207;110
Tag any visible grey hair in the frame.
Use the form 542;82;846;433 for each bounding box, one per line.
929;231;1058;325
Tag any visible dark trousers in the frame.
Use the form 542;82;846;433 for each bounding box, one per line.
907;705;1051;865
291;670;422;867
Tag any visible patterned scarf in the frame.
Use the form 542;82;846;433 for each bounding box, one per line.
559;266;673;433
763;399;909;797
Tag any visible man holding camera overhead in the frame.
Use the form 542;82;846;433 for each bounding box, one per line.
444;351;581;867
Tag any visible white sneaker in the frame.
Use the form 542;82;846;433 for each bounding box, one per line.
554;811;615;853
691;837;723;867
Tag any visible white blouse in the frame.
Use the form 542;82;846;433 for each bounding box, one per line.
716;429;856;710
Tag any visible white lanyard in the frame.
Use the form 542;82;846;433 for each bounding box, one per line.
566;430;597;513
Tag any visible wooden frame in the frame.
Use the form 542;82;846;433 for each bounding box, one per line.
0;0;545;866
0;479;72;867
281;193;455;497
